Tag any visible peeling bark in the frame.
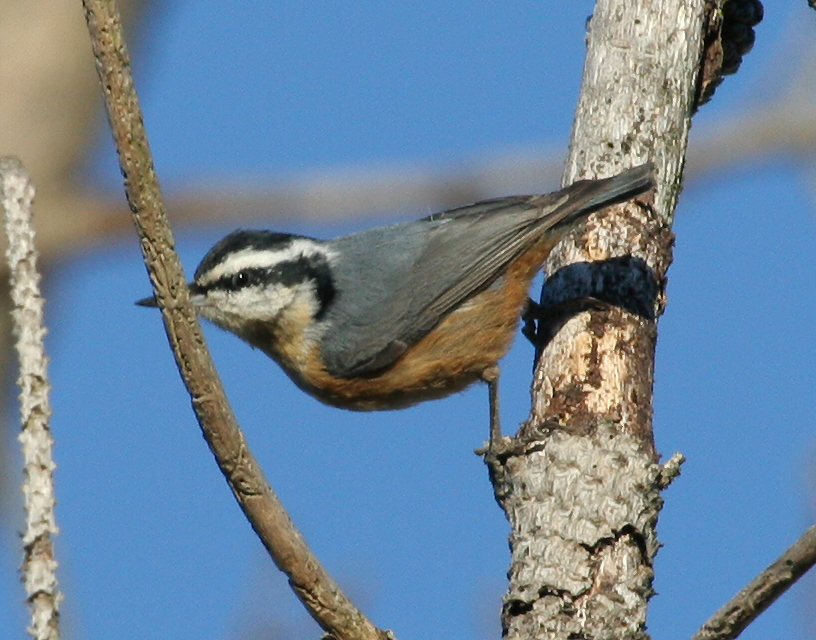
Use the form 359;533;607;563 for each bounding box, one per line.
490;0;709;637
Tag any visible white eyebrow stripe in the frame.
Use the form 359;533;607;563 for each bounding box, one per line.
196;239;335;286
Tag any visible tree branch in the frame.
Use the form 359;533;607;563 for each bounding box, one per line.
689;523;816;640
1;157;61;640
80;1;391;638
490;0;712;637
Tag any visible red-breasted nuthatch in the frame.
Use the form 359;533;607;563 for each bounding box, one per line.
138;163;654;442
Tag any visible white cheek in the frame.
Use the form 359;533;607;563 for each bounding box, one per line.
198;285;295;331
234;285;296;322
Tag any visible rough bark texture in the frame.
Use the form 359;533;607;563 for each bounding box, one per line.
1;158;62;640
491;1;709;638
492;423;673;640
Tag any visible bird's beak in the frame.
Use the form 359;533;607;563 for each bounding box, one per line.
135;295;158;308
135;283;200;308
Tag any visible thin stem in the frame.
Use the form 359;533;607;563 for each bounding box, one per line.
689;524;816;640
1;156;61;640
80;2;391;638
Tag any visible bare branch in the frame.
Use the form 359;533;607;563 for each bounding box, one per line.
689;524;816;640
1;156;61;640
80;1;392;639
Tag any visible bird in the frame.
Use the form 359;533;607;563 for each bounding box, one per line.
138;163;654;444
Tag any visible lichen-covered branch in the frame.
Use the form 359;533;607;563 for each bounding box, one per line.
1;156;61;640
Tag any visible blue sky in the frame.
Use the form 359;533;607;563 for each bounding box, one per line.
2;2;816;640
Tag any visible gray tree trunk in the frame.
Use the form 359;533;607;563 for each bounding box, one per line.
489;1;709;638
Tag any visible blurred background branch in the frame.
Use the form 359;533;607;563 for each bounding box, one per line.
1;3;815;263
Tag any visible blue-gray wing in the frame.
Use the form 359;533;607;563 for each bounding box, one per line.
319;163;654;378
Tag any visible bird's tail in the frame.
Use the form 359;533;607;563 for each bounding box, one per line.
549;162;655;227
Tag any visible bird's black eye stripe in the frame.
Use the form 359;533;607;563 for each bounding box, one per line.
193;230;299;282
306;257;335;320
210;267;276;292
197;254;336;319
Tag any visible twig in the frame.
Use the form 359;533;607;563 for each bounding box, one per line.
1;156;61;640
80;2;391;639
689;523;816;640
